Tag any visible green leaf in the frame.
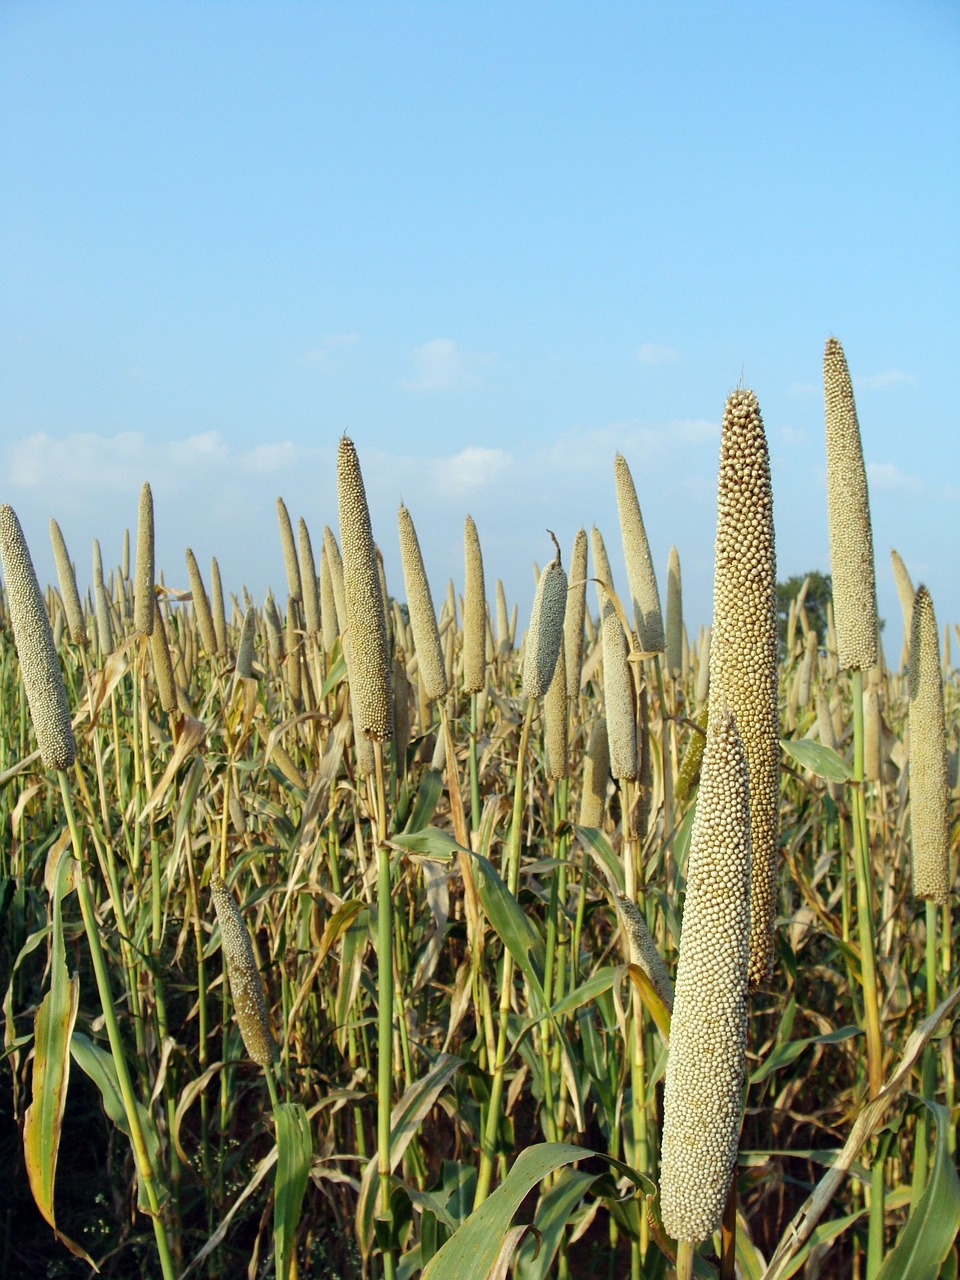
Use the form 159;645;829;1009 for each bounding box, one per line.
780;737;853;782
750;1024;862;1086
320;654;347;698
422;1144;649;1280
391;825;465;861
469;852;546;997
403;768;444;834
22;848;92;1266
274;1103;313;1280
514;1168;597;1280
575;826;623;893
70;1031;164;1214
875;1098;960;1280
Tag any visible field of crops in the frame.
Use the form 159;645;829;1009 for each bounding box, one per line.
1;340;957;1280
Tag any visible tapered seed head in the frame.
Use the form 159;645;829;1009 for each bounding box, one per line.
601;603;637;781
579;716;610;828
337;436;392;740
398;503;447;702
298;517;321;636
49;519;86;646
614;893;674;1012
824;337;878;671
543;635;568;779
890;548;914;649
150;602;179;712
665;545;683;677
235;606;258;679
614;454;664;653
210;874;279;1065
908;586;950;902
210;557;227;655
276;496;302;603
463;515;487;694
0;506;76;769
659;710;751;1246
134;482;155;635
521;537;567;699
589;525;615;619
495;579;510;656
185;549;218;658
709;388;779;989
564;528;587;702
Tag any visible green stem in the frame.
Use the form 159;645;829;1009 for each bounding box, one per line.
849;668;883;1099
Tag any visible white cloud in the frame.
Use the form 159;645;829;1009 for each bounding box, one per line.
302;333;360;369
867;461;922;493
430;446;513;495
855;370;917;391
401;338;489;392
637;342;678;365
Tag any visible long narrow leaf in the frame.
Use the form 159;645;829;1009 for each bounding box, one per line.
275;1102;313;1280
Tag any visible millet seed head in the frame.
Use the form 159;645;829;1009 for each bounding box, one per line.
210;874;279;1066
614;893;674;1011
908;586;950;903
564;528;588;702
462;514;487;693
49;519;87;646
601;603;637;781
521;536;567;699
398;503;447;702
614;453;664;654
134;481;155;635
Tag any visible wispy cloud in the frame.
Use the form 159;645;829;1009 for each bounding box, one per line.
855;370;917;391
638;342;679;366
401;338;490;392
302;333;360;369
867;461;922;493
430;446;513;495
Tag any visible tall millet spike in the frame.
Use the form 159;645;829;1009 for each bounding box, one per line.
543;635;568;780
49;519;87;646
564;528;587;702
185;549;218;658
908;586;950;902
0;506;76;769
298;517;321;637
665;545;683;678
709;388;779;989
462;515;487;694
210;875;279;1065
659;710;751;1249
134;481;155;636
521;534;567;699
276;496;303;603
613;453;664;653
823;337;878;671
601;603;637;781
337;436;392;740
397;503;447;702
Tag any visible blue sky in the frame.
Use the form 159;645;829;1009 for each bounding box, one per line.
2;1;958;659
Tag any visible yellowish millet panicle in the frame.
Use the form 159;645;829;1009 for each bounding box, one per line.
285;596;302;711
543;635;568;780
134;481;155;636
824;337;878;671
210;874;279;1066
614;893;674;1012
93;540;115;658
185;548;218;658
463;515;487;694
863;679;883;782
709;388;779;990
235;606;258;679
321;527;344;651
495;579;510;659
150;602;179;713
890;548;914;652
298;517;321;637
276;496;302;603
908;586;950;902
337;436;392;740
674;703;708;808
815;688;843;804
210;557;227;656
590;525;615;618
0;506;76;770
521;538;567;699
695;626;711;706
564;528;588;703
613;453;664;654
263;592;285;665
797;628;818;709
121;526;130;580
49;519;86;646
659;710;751;1247
398;503;447;702
579;716;610;828
601;603;637;781
665;545;683;678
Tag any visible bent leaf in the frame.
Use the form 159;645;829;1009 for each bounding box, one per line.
275;1103;313;1280
780;738;852;783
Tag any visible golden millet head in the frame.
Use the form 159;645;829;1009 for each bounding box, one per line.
521;535;567;699
908;586;950;903
601;603;637;781
823;337;878;671
613;453;664;653
134;482;155;635
276;496;302;603
397;503;447;702
614;893;674;1012
210;874;279;1066
0;506;76;769
543;634;568;780
665;545;683;677
564;528;587;700
298;517;321;636
578;715;610;828
659;709;751;1246
462;514;487;694
49;519;87;646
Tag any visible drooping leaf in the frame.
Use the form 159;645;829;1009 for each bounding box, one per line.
275;1103;313;1280
780;738;852;783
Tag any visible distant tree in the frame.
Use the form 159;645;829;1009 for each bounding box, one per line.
776;571;832;653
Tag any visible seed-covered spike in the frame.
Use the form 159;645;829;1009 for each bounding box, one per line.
674;703;708;808
263;591;285;664
495;579;510;658
185;548;218;658
695;626;711;706
890;548;914;650
319;542;338;654
823;337;878;671
321;525;346;637
521;535;567;699
210;874;279;1066
93;540;115;657
589;525;615;618
463;515;487;694
210;557;227;656
0;506;77;770
709;388;779;989
49;519;86;646
665;545;683;678
235;606;258;679
908;586;950;902
601;603;637;781
134;481;155;635
579;716;610;828
614;893;674;1012
150;602;179;712
543;635;568;780
659;709;751;1247
298;517;321;637
613;453;664;654
337;436;392;740
276;496;302;603
397;503;447;702
564;528;588;702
